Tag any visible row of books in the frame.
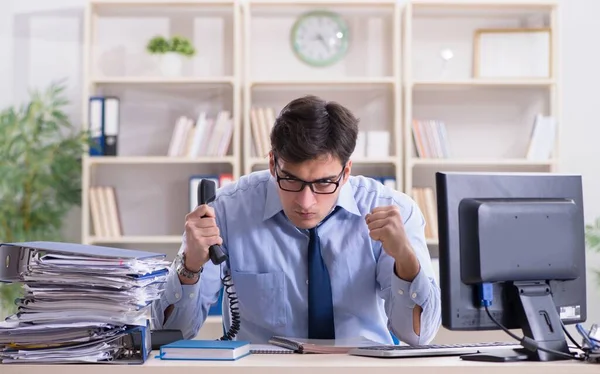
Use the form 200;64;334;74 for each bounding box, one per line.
411;186;438;240
412;120;450;159
167;111;233;158
250;106;276;158
89;185;122;238
526;114;556;160
88;174;235;237
412;114;557;161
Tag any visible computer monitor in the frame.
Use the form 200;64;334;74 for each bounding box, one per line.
435;171;587;362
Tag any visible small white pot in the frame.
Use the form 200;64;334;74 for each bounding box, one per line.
160;52;183;77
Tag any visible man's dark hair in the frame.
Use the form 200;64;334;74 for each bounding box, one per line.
270;95;359;165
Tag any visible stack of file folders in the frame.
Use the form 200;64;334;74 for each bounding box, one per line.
0;241;171;364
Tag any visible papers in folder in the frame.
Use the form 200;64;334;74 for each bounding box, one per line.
0;241;171;364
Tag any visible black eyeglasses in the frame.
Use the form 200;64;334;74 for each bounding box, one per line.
274;160;345;195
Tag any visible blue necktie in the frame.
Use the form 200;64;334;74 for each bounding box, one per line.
308;207;339;339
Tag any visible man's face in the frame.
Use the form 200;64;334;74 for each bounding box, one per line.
269;153;351;229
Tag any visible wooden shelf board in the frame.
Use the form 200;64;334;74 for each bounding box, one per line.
248;0;396;6
250;77;395;86
410;158;555;166
412;79;555;88
92;0;235;6
411;0;557;9
88;156;236;165
248;157;399;168
91;76;235;84
426;238;439;246
349;157;400;165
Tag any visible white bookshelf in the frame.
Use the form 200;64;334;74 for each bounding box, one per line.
241;0;403;186
81;0;242;259
402;0;560;251
79;0;561;261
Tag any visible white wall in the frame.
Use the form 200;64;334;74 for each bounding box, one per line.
1;0;599;333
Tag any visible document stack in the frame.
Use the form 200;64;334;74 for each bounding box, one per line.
0;241;171;364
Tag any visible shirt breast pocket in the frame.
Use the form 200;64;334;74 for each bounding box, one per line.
231;270;287;329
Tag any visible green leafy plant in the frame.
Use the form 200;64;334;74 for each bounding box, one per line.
585;216;600;285
0;79;93;318
146;35;196;57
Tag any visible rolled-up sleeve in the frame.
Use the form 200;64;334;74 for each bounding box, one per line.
377;197;441;345
150;239;223;340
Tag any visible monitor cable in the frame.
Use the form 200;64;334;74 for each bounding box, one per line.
480;282;585;361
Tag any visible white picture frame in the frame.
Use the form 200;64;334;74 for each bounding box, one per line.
473;28;552;79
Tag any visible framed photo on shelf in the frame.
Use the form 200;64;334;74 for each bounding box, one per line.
473;28;552;79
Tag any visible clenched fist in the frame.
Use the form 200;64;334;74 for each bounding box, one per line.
365;205;420;281
183;204;223;272
365;205;408;259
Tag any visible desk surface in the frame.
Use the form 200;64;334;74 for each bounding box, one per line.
0;352;597;374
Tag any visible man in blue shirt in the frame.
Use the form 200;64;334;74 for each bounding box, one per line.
152;95;441;345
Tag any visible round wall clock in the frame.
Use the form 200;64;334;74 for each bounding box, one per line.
290;10;349;67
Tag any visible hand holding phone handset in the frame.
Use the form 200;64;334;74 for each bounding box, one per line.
197;180;228;265
197;179;240;341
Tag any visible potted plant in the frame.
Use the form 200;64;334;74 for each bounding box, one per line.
585;216;600;285
0;80;93;320
146;35;196;77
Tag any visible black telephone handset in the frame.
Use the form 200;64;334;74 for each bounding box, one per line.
197;179;240;341
198;179;228;265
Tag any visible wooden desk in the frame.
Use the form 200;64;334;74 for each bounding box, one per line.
0;352;596;374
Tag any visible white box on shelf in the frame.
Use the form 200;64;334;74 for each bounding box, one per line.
366;130;390;158
351;131;367;160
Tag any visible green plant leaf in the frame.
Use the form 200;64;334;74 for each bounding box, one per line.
145;35;196;57
0;79;90;314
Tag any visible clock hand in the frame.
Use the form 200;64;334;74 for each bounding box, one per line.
315;34;330;51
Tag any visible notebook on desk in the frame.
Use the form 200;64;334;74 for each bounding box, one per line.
268;336;381;354
158;340;251;361
250;344;295;354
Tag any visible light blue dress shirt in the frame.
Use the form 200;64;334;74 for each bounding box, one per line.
151;169;441;345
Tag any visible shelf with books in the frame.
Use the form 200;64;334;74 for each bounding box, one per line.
243;83;402;186
405;84;557;189
242;0;401;188
82;0;242;250
402;1;559;257
84;164;234;256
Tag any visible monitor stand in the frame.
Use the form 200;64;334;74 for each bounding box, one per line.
460;281;574;362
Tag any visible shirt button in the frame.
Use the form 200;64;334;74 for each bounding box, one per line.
411;292;417;299
398;289;404;295
306;280;309;285
189;293;195;298
175;293;180;299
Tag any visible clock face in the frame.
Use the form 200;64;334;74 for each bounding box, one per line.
290;10;349;67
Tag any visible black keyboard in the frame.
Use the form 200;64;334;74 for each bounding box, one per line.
348;341;523;358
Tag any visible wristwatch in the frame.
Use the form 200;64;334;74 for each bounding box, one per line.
176;252;203;280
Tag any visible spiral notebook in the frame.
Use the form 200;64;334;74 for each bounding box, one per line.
268;336;381;354
250;344;295;354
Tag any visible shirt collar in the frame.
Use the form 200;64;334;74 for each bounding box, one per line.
263;175;362;221
263;175;283;221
